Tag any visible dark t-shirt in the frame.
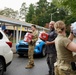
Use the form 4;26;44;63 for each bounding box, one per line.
46;29;57;54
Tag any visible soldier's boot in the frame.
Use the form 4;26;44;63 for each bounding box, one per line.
25;64;34;69
29;60;35;66
31;62;35;66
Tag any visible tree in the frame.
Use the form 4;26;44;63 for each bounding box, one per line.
52;0;76;25
35;1;66;26
52;0;76;35
52;0;76;16
35;0;49;26
19;2;27;21
0;7;19;19
25;0;66;27
26;0;50;26
26;4;35;23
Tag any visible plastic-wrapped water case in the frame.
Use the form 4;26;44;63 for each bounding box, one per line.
71;22;76;36
39;31;48;41
24;32;33;42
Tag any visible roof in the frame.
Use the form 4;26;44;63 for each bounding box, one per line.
0;15;49;30
0;15;31;27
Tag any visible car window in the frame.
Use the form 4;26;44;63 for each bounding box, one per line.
0;32;3;39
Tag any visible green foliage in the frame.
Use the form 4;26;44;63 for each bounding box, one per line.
26;0;50;26
1;0;75;31
19;2;27;21
52;0;76;15
34;0;50;26
65;15;76;25
0;7;18;19
54;0;76;25
52;0;76;34
26;4;35;22
25;0;66;27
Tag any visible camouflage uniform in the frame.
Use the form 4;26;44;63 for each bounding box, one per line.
54;34;76;75
26;30;38;68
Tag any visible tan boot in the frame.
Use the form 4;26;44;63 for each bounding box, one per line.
31;63;35;66
25;64;33;69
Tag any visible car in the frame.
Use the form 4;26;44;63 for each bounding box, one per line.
16;38;46;57
0;29;13;75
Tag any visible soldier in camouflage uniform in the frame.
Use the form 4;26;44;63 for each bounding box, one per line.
54;20;76;75
25;25;38;69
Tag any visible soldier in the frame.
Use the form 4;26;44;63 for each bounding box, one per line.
54;20;76;75
25;25;38;69
4;29;12;40
45;21;57;75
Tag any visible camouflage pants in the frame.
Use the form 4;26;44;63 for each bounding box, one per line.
54;60;76;75
28;45;34;65
47;54;57;75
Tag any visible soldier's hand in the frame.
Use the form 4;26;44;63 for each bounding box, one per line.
45;41;50;45
70;26;73;33
28;40;32;44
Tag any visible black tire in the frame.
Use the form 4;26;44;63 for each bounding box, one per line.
0;59;4;75
18;54;24;57
41;46;46;57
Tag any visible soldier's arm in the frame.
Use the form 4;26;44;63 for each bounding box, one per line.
46;31;57;45
32;32;38;43
32;38;38;43
46;40;55;45
68;26;74;41
63;37;76;52
67;42;76;52
68;32;74;41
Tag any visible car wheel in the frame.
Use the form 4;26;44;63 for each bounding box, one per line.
0;59;4;75
18;54;24;57
41;46;46;57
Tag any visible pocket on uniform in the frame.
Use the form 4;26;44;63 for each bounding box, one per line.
54;62;58;67
59;60;71;71
59;65;70;71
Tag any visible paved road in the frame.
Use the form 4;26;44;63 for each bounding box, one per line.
4;54;48;75
3;37;76;75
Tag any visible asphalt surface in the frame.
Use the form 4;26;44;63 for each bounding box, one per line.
3;43;49;75
4;38;76;75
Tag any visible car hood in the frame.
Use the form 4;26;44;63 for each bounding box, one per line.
18;40;28;45
36;39;45;43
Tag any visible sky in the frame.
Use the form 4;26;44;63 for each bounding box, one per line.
0;0;51;11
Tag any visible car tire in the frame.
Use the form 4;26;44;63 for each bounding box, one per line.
0;59;4;75
41;46;46;57
18;54;24;57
